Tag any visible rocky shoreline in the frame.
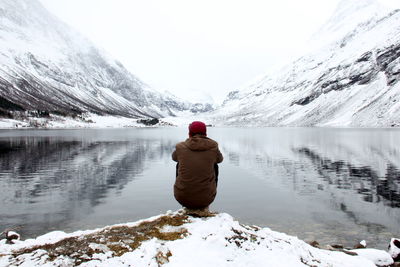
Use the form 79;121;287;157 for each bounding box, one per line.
0;210;398;267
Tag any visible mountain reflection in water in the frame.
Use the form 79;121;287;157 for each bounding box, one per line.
0;128;399;249
298;147;400;208
0;132;178;238
211;127;400;248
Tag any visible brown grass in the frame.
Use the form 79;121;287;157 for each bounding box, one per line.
8;214;189;266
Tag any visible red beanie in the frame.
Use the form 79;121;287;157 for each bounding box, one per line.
189;121;207;136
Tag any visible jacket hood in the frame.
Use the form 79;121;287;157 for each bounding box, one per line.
184;135;218;151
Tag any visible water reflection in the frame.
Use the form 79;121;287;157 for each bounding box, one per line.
297;147;400;208
0;128;399;249
211;127;400;248
213;128;400;209
0;135;176;238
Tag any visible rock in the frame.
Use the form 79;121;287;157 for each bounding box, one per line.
323;244;358;256
137;118;159;126
5;231;20;244
376;43;400;86
325;245;334;250
388;238;400;262
183;207;215;218
354;240;367;249
308;240;320;248
354;243;366;249
342;250;358;256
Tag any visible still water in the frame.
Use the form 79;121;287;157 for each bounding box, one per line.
0;127;399;249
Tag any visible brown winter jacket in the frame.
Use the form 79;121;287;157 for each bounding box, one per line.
172;135;223;209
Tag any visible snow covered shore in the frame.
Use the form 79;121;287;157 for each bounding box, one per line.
0;210;395;267
0;113;176;129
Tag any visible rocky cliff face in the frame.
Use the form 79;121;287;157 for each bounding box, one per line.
0;0;208;119
214;0;400;127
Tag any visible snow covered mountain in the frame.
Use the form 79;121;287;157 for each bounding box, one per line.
214;0;400;127
0;0;210;119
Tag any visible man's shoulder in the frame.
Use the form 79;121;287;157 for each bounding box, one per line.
175;137;220;151
203;137;219;149
175;141;187;149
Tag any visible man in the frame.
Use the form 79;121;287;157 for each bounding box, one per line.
172;121;223;212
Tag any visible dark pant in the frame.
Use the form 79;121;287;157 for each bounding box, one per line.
176;163;219;186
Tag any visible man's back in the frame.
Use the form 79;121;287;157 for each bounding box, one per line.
172;134;223;209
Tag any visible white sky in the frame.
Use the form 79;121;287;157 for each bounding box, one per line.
38;0;399;103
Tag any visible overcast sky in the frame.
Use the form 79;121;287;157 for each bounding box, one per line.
38;0;399;103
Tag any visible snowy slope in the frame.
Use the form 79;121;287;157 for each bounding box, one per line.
0;0;208;119
213;0;400;127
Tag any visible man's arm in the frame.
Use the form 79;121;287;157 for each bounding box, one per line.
172;150;178;162
216;148;223;163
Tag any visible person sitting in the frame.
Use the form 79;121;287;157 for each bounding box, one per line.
172;121;223;215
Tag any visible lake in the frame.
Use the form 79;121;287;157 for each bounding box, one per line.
0;127;399;249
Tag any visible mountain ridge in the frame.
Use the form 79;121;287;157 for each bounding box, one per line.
0;0;213;121
213;0;400;127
